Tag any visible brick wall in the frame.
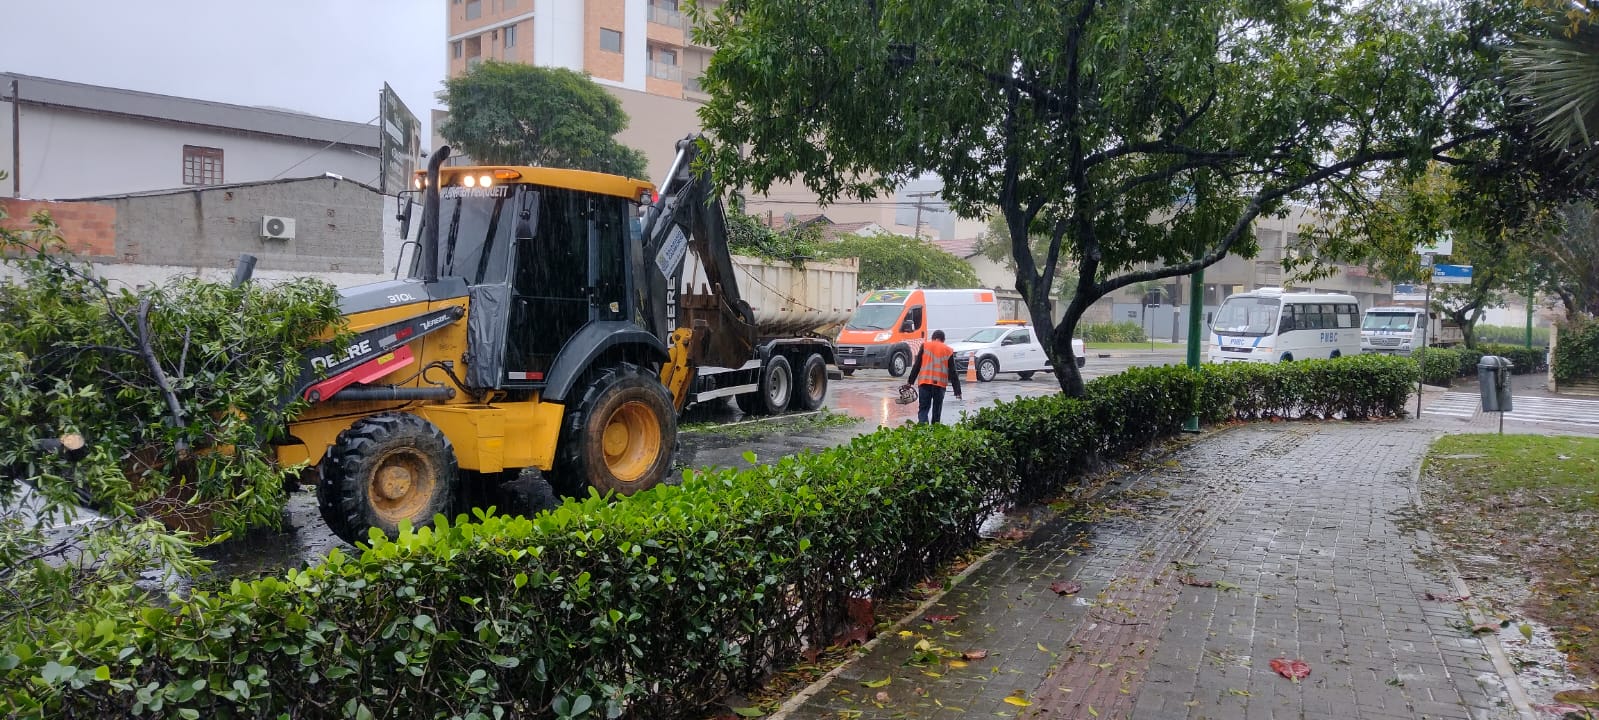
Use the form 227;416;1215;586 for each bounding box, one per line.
0;198;117;257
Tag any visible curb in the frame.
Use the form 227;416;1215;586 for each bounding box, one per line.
1407;440;1538;720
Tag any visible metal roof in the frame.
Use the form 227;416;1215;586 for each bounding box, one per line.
1;72;379;149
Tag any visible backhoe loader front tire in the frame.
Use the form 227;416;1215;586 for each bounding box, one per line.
556;363;676;497
318;413;456;545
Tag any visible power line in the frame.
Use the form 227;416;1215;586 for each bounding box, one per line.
271;115;380;180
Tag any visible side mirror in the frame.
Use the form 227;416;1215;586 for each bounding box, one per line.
397;197;415;240
515;191;539;240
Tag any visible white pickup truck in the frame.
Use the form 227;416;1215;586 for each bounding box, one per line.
949;324;1086;381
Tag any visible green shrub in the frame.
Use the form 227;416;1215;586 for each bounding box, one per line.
1455;347;1484;378
0;356;1418;719
1475;324;1549;347
1477;344;1547;375
1078;321;1147;343
1553;317;1599;383
1413;347;1462;386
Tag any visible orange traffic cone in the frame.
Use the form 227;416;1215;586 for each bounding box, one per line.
965;356;978;383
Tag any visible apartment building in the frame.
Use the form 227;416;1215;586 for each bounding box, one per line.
439;0;937;231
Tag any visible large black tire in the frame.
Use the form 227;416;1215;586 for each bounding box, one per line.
841;368;855;377
754;355;793;414
735;392;760;416
888;349;911;378
976;356;999;383
554;363;676;497
791;353;828;412
318;413;456;545
1018;371;1035;381
1076;356;1086;369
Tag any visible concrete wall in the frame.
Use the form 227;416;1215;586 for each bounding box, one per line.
1;102;380;200
1;178;403;291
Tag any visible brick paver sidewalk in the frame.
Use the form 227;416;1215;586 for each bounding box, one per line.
777;422;1522;720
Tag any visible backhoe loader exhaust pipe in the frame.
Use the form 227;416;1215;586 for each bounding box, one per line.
420;146;451;284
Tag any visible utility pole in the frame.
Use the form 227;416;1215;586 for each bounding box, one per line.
908;190;938;239
9;78;19;197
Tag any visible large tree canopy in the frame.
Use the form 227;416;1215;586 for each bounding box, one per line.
438;62;649;178
692;0;1503;395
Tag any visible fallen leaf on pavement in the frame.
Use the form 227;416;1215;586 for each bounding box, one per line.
1471;623;1500;634
1050;580;1083;596
1269;658;1311;680
1553;688;1599;706
924;614;958;624
1004;696;1032;707
1179;575;1215;588
861;677;891;688
961;649;989;660
874;691;891;703
1422;592;1468;602
997;528;1026;541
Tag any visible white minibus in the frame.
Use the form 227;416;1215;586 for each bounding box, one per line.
1207;289;1361;363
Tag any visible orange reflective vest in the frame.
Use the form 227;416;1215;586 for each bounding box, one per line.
918;340;954;388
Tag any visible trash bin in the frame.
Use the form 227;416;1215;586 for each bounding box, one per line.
1478;356;1513;412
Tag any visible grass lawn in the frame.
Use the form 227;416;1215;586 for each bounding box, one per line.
1083;341;1186;351
1423;434;1599;675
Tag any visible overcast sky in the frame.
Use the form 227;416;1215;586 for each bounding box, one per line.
3;1;444;137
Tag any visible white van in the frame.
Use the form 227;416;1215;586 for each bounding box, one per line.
1360;306;1464;356
1208;289;1361;363
836;288;999;376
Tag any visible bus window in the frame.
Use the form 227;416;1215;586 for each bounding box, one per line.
1278;305;1297;333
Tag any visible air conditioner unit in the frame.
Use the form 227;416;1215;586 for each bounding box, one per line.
261;216;296;240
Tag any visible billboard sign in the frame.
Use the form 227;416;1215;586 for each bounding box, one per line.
379;83;422;195
1431;264;1473;285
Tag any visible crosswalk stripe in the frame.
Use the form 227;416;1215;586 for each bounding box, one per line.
1426;391;1599;427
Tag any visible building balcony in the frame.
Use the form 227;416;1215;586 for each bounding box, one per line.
649;62;683;82
648;4;687;29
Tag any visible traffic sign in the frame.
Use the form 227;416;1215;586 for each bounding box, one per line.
1431;264;1473;285
1416;237;1453;256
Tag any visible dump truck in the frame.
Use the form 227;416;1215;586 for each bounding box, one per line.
273;137;841;544
677;253;857;415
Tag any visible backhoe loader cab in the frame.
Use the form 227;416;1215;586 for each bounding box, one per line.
279;149;686;544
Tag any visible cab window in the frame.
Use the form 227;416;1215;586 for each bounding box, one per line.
902;306;924;333
1004;330;1031;345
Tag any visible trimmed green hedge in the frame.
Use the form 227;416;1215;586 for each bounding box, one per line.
1;356;1419;720
1078;321;1147;343
1416;344;1548;387
1553;317;1599;383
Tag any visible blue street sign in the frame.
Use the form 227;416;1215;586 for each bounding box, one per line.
1431;264;1473;285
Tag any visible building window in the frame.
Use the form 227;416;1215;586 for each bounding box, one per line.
656;48;677;65
183;145;223;186
504;24;516;48
452;40;463;58
465;0;481;20
599;28;622;53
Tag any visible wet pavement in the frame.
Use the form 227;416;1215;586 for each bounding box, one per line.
775;421;1528;720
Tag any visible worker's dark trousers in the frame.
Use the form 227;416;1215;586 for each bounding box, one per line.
917;383;947;424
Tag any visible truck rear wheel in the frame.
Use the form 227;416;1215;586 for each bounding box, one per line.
557;363;676;497
318;413;456;545
791;353;828;411
747;354;793;415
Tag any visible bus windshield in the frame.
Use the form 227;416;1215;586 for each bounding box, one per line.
1211;296;1280;337
1363;312;1417;331
846;304;904;330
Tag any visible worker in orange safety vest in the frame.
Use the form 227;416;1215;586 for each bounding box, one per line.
903;329;962;424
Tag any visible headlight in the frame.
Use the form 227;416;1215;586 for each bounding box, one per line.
873;332;891;342
957;350;974;358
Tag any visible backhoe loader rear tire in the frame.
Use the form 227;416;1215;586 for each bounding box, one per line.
317;413;456;545
555;363;676;497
